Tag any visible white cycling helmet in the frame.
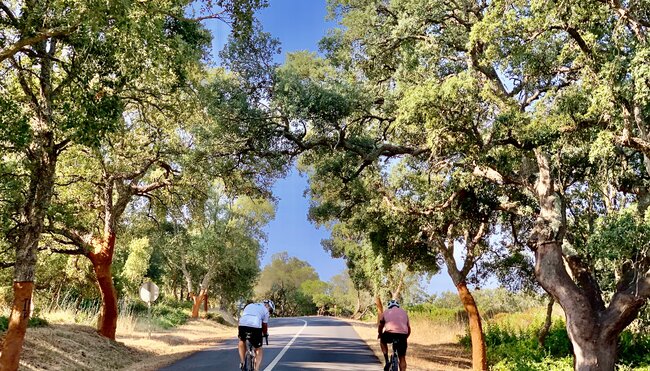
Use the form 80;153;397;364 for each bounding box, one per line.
387;299;400;309
263;299;275;314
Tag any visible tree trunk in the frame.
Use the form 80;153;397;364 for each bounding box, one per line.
374;293;384;323
357;304;372;320
530;150;643;370
88;234;118;339
535;241;620;370
538;296;554;348
438;233;488;371
352;292;362;319
391;267;408;301
203;292;209;315
0;123;58;371
571;336;617;370
191;289;207;318
190;271;213;318
456;282;488;371
94;262;118;339
0;282;34;371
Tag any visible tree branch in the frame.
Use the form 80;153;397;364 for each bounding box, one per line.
0;26;78;63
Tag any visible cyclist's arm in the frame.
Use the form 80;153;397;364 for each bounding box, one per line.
377;316;385;338
262;322;268;335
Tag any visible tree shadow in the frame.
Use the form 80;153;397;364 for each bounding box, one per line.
409;342;472;369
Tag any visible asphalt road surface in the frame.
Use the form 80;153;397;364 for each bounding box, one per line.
159;316;383;371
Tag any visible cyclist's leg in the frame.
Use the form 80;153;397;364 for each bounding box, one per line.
254;346;263;370
379;333;391;370
247;342;255;370
398;355;406;371
237;327;248;365
250;327;264;370
397;334;408;371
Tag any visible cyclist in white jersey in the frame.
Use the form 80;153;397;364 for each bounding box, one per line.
238;299;275;371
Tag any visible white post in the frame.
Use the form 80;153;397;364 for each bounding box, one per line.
148;301;152;339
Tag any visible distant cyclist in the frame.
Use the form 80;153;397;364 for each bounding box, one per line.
238;299;275;371
378;299;410;371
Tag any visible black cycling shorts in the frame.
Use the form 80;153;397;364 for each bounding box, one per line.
238;326;263;348
380;332;408;356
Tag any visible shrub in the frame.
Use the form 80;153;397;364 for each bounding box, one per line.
619;330;650;367
459;319;571;366
28;315;49;327
150;304;189;329
0;316;8;331
491;356;573;371
462;316;650;369
405;304;465;324
0;315;48;331
206;312;227;325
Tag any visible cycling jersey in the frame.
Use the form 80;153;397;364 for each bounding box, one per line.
238;303;270;329
379;307;410;334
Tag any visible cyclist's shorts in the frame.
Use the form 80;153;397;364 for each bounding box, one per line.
238;326;263;348
380;332;408;356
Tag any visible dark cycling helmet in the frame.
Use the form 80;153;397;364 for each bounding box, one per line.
387;299;400;309
263;299;275;314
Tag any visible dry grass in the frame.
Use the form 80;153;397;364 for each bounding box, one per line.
1;310;236;371
343;317;472;371
118;318;235;371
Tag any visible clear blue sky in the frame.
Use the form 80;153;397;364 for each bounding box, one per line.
209;0;459;293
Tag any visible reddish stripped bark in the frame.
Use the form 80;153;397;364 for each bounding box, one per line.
0;282;34;371
88;233;118;339
375;293;384;323
191;289;208;318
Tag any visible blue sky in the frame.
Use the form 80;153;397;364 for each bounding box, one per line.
209;0;459;293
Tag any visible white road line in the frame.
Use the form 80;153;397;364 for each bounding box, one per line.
263;319;308;371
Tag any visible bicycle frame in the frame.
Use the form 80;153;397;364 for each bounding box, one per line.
242;334;268;371
243;337;256;371
389;339;399;371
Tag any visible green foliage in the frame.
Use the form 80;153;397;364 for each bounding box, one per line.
0;96;29;149
588;207;650;262
462;317;650;369
430;288;545;314
459;320;571;368
121;238;153;294
405;304;463;324
28;316;49;328
265;281;316;317
256;252;332;316
619;330;650;368
490;356;574;371
0;316;48;331
585;207;650;296
149;304;190;329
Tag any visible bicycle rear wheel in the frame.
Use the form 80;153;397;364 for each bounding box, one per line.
244;353;255;370
390;351;399;371
244;342;256;371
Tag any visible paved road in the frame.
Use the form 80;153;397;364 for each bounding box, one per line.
159;316;382;371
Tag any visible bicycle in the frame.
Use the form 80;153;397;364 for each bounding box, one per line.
242;333;268;371
388;338;400;371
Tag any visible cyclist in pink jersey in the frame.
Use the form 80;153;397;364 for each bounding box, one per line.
378;299;410;371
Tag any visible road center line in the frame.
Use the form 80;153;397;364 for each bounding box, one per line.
263;319;308;371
